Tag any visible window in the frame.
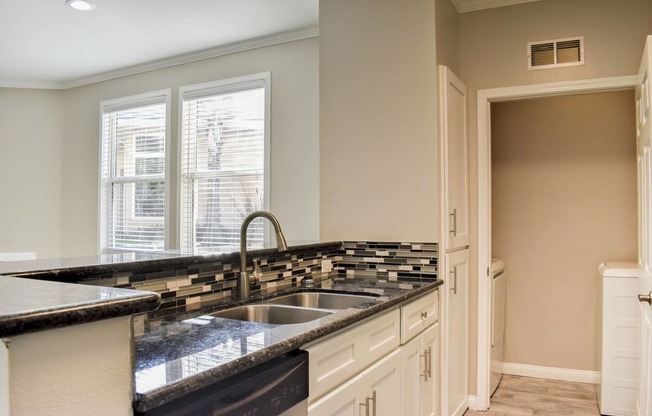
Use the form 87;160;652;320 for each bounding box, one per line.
99;90;170;251
179;73;270;252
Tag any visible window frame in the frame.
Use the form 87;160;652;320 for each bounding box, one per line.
177;72;271;251
98;89;172;253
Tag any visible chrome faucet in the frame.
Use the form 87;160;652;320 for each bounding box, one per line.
237;211;288;300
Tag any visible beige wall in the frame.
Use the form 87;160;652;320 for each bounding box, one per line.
458;0;652;392
492;91;637;371
53;38;319;256
0;88;63;259
436;0;460;74
319;0;439;242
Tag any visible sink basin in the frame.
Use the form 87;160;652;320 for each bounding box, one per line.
211;304;333;324
267;292;379;310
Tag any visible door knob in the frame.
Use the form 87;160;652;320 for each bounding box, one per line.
639;291;652;305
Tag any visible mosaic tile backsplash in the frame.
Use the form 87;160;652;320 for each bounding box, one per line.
80;241;438;316
336;241;438;280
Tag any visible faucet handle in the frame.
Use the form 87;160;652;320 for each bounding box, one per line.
251;259;261;285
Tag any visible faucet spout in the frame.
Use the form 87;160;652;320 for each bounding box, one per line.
238;211;288;300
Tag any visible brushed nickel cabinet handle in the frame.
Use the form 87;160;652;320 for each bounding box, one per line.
359;401;368;416
420;350;429;380
426;346;432;380
450;267;458;295
640;291;652;305
449;209;457;236
369;390;376;416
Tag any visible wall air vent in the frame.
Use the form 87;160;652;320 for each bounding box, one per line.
528;36;584;70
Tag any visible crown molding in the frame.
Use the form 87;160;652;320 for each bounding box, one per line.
0;80;65;90
453;0;542;13
0;26;319;90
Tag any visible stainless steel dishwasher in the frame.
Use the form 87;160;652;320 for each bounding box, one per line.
136;350;308;416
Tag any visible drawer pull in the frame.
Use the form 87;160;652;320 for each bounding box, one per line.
421;311;428;320
640;291;652;305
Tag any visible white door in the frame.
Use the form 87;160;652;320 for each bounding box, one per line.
440;65;470;251
445;249;469;416
636;34;652;416
308;374;365;416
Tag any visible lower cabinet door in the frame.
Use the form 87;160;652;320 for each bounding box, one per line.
401;323;439;416
421;323;438;416
401;331;422;416
363;349;402;416
308;349;402;416
308;373;365;416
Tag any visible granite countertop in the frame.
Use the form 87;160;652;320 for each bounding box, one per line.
133;274;443;413
0;277;161;338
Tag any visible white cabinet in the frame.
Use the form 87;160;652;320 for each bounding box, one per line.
444;249;469;416
440;65;470;251
306;309;400;402
402;323;439;416
401;290;439;343
308;349;402;416
307;289;440;416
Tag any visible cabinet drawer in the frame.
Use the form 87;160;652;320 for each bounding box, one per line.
400;290;439;344
306;309;400;402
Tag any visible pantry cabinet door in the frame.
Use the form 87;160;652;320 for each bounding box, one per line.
440;65;470;251
444;249;469;416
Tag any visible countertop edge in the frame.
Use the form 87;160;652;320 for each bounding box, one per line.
132;279;443;412
0;291;161;338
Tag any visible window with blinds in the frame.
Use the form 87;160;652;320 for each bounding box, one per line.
99;90;170;252
180;73;270;252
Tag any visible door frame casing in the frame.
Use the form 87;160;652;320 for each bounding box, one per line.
475;75;638;410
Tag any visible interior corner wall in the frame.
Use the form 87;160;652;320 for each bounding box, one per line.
458;0;652;394
492;91;637;371
435;0;460;74
0;88;63;259
60;37;320;257
319;0;438;242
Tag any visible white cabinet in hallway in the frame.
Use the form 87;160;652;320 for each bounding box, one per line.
439;64;471;416
444;249;469;416
440;66;470;252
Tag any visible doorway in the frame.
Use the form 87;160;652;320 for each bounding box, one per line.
492;91;637;379
475;75;638;410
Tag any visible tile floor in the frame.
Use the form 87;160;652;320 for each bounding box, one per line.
463;375;601;416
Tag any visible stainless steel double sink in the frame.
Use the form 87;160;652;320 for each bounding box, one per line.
210;292;380;325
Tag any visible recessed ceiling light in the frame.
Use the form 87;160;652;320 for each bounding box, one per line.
66;0;96;11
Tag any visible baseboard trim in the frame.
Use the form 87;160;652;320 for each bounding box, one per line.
502;362;600;384
467;395;482;411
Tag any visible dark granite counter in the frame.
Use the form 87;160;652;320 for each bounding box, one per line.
0;241;340;283
0;276;161;337
133;274;443;413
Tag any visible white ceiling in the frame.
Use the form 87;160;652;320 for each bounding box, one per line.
0;0;539;89
0;0;318;88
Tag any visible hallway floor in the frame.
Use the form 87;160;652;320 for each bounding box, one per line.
463;375;601;415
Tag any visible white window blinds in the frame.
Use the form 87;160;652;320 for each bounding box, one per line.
180;74;270;252
99;91;169;251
